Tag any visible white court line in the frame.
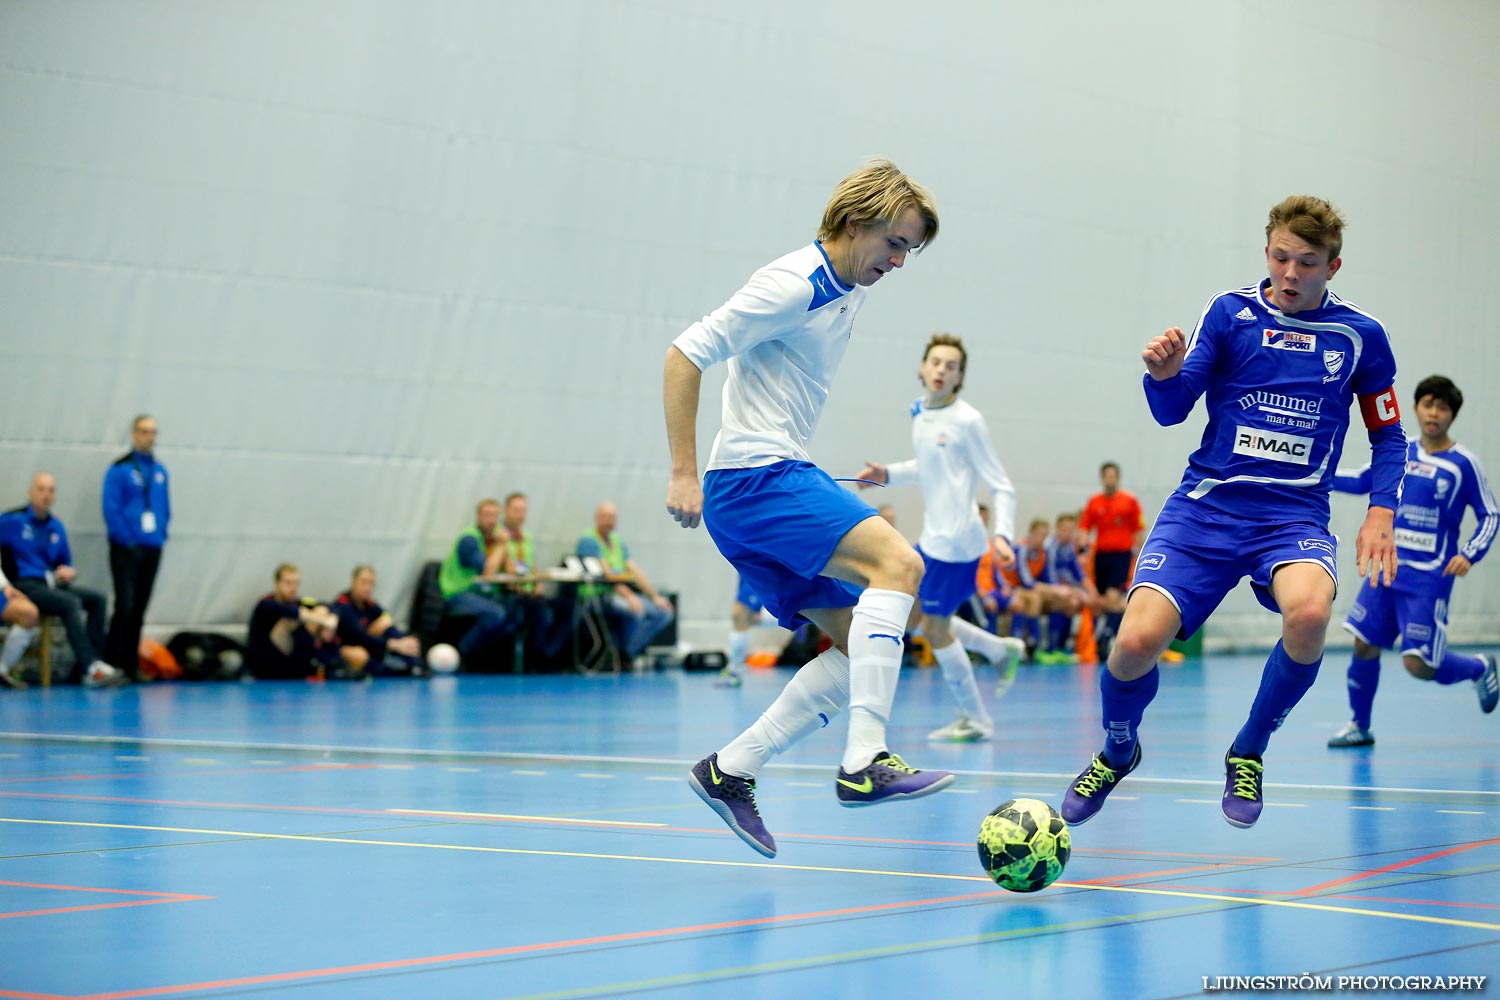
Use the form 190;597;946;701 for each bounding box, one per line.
1350;805;1394;811
645;776;679;782
3;732;1496;798
1436;810;1486;816
447;767;481;773
512;770;547;776
787;782;822;788
1177;799;1219;805
387;808;663;827
1264;802;1306;809
114;755;150;761
946;789;978;795
576;773;614;780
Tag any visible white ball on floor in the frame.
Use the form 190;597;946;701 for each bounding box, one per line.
426;643;460;674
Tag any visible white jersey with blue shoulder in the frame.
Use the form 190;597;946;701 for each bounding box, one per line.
1145;280;1403;525
1335;438;1499;589
883;397;1017;562
672;242;867;472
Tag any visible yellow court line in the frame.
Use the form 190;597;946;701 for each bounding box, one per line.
3;817;1497;932
386;809;665;827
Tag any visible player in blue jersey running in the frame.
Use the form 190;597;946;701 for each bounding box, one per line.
1061;195;1405;829
666;160;953;858
1328;375;1500;747
854;333;1026;743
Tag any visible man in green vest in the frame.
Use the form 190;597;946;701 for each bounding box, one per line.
502;491;572;667
439;498;516;666
577;501;674;661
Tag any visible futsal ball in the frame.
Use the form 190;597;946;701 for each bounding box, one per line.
426;643;460;674
977;798;1071;893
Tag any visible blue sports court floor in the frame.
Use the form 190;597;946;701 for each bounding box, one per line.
0;653;1496;999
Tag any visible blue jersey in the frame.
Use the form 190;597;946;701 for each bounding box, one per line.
1335;438;1498;594
0;506;73;580
1044;536;1086;587
1145;281;1404;526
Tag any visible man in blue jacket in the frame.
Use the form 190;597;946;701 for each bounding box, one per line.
102;415;171;680
0;473;124;686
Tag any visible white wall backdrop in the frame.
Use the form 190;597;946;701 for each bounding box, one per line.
2;0;1496;650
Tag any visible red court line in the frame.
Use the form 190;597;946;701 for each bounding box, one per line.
1070;865;1224;884
0;881;212;922
54;888;1010;1000
0;989;72;999
1292;837;1500;896
1184;884;1500;911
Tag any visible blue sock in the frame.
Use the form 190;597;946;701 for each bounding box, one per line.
1047;613;1072;652
1346;652;1380;730
1432;651;1485;685
1233;640;1321;759
1099;666;1159;767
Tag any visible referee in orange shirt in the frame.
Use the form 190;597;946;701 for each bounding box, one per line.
1079;461;1144;656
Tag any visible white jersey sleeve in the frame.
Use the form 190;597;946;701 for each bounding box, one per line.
961;409;1017;543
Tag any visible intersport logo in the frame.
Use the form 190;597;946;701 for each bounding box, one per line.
1262;329;1316;352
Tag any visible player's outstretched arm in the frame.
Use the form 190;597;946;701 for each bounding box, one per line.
1355;506;1398;586
853;461;889;488
664;346;705;529
1142;327;1188;381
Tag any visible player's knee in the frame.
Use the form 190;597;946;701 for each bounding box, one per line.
1281;600;1331;641
1113;624;1169;666
882;544;924;593
343;646;370;670
1352;637;1379;659
10;603;40;629
1402;655;1434;680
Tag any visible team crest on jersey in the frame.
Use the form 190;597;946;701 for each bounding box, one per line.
935;433;950;448
1436;479;1451;499
1262;329;1315;352
1323;350;1344;376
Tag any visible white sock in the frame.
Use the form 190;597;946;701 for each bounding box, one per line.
717;648;850;778
726;629;751;672
842;588;914;773
951;617;1008;665
2;626;35;672
933;639;990;726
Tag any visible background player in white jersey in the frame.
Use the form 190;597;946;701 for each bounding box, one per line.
1061;195;1404;830
717;574;776;688
854;334;1025;743
665;160;951;858
1328;375;1500;746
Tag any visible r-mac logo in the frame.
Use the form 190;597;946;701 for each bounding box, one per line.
1234;426;1313;464
1236;390;1323;414
1262;329;1316;352
1136;552;1166;572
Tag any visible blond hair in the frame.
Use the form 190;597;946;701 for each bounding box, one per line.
817;158;938;250
1266;195;1346;260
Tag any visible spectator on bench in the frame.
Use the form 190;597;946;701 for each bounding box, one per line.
501;491;573;667
334;564;423;675
247;563;366;680
0;472;125;687
438;498;518;668
578;501;674;662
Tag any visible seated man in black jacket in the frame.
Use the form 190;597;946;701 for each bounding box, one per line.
247;563;367;680
333;564;423;676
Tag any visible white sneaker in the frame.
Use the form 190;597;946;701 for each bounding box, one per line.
83;661;127;688
927;715;994;742
1327;721;1374;748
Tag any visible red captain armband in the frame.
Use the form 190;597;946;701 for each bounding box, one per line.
1358;387;1401;429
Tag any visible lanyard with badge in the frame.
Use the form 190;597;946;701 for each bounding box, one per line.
134;457;157;535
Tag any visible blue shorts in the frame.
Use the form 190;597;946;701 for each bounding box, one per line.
1342;577;1454;666
733;574;762;612
0;589;7;618
917;548;981;617
703;461;873;630
1129;495;1338;639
